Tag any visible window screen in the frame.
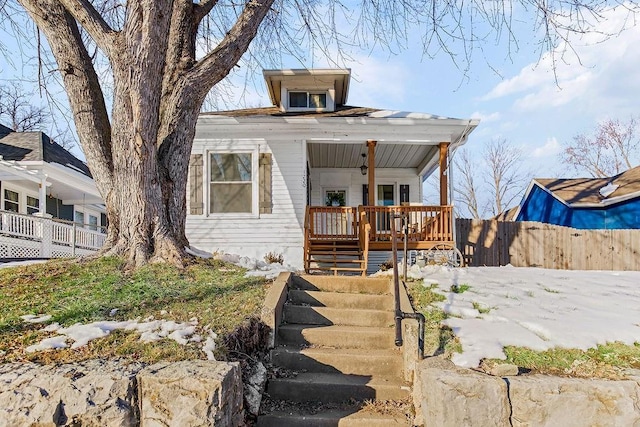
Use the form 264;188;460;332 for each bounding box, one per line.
209;153;253;214
4;190;19;212
289;92;308;108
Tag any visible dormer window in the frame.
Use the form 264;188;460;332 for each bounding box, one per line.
289;91;327;109
263;69;350;113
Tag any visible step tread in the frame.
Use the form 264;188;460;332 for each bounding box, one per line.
292;275;390;290
258;409;410;426
283;305;395;327
276;372;409;387
308;249;363;254
277;323;395;350
308;259;366;264
279;324;394;333
288;289;394;309
284;305;393;314
273;346;402;358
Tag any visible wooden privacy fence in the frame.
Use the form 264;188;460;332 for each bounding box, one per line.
456;219;640;271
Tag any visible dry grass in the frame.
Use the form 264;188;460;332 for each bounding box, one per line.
0;256;269;364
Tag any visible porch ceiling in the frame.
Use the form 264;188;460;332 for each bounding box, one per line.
307;142;437;170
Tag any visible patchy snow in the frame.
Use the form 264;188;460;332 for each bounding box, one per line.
202;330;218;361
25;317;207;354
0;260;49;269
186;246;213;259
213;251;298;279
20;314;52;324
599;182;619;198
380;264;640;368
18;250;292;357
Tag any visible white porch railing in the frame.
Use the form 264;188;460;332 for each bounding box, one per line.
0;210;106;259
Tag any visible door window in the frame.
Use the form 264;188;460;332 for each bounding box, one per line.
377;185;394;206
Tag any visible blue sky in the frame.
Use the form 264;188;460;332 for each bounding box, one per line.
220;4;640;185
1;3;639;214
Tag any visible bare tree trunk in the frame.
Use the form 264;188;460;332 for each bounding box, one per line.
17;0;274;268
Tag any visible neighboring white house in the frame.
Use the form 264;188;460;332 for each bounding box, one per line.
0;124;106;258
186;68;479;270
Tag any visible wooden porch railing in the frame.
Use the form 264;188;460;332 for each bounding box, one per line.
307;206;359;240
361;205;454;243
305;205;454;247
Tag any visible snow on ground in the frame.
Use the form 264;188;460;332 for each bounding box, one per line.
390;264;640;368
23;317;219;359
19;250;288;356
212;252;298;279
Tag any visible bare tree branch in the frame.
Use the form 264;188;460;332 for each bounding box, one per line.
560;116;640;177
453;148;483;219
483;138;529;216
188;0;275;92
57;0;117;58
0;82;48;131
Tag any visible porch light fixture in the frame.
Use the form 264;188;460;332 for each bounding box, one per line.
359;153;368;175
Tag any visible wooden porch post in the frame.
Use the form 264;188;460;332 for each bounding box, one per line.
367;140;376;206
439;142;449;206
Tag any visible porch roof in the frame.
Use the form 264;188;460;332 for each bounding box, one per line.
199;107;479;177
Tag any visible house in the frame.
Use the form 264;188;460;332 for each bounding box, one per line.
186;68;479;273
0;124;106;257
513;166;640;229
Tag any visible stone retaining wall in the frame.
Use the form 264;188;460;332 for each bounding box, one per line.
413;358;640;426
0;359;243;427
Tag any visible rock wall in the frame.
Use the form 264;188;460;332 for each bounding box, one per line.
414;359;640;427
0;359;243;427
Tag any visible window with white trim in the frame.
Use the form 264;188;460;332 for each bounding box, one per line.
74;210;85;225
209;152;253;214
3;189;19;212
288;91;327;109
26;196;39;215
88;214;98;231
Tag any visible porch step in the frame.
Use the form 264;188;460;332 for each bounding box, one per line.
308;258;365;264
291;275;391;294
277;324;395;349
309;250;363;257
270;347;403;376
288;289;394;310
257;407;409;426
265;373;410;403
283;305;394;327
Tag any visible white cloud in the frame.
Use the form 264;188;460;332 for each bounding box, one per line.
470;111;501;122
482;5;640;117
531;137;561;158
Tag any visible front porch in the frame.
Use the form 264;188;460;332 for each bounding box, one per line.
304;205;454;275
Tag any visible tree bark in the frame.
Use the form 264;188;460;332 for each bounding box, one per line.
18;0;274;268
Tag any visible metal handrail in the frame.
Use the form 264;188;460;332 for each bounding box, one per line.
391;211;426;359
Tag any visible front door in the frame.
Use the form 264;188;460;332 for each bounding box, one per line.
376;184;395;235
377;184;394;206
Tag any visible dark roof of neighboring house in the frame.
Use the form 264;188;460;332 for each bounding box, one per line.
534;166;640;205
201;105;380;118
0;126;91;177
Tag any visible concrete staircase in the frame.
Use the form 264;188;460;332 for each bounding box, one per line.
258;275;412;426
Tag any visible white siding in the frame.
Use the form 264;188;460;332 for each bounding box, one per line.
309;168;421;206
186;137;306;268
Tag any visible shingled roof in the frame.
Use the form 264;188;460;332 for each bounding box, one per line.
200;105;380;118
0;126;91;177
535;166;640;206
